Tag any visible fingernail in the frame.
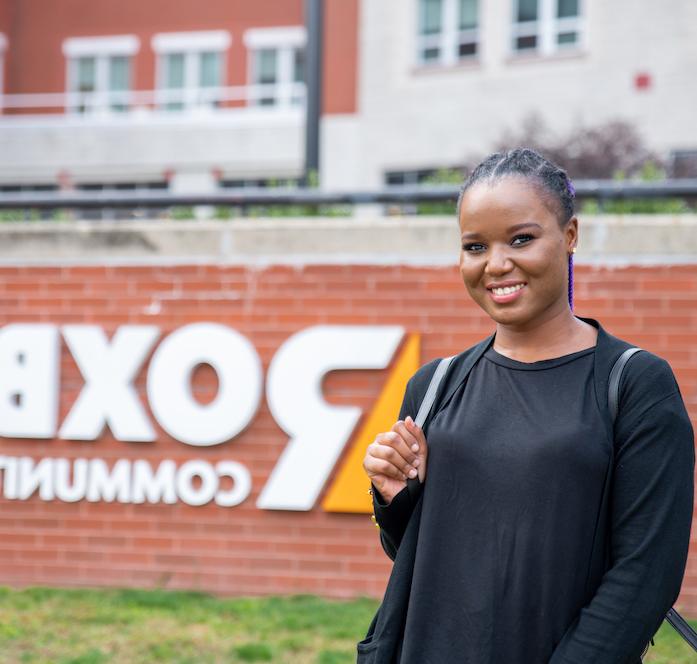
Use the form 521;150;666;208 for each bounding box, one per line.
406;416;413;427
413;459;420;467
408;468;417;478
412;444;419;452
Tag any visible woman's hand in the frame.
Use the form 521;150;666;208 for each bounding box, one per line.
362;415;428;505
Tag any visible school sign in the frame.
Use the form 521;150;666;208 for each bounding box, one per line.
0;322;420;514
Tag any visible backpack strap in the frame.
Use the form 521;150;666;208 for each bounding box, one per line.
414;355;455;428
608;347;643;424
406;355;454;503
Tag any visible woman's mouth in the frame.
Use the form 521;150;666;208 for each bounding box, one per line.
487;282;526;303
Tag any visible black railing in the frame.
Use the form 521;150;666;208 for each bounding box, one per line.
0;180;695;211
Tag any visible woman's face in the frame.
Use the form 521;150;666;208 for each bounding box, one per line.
457;176;577;330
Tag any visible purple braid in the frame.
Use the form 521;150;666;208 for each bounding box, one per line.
566;176;576;311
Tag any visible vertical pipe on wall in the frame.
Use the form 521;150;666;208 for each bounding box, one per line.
304;0;323;187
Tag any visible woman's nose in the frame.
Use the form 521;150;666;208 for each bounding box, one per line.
484;245;513;275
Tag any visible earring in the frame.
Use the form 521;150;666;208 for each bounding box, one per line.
571;247;577;255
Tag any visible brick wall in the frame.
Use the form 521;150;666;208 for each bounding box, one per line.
1;262;696;614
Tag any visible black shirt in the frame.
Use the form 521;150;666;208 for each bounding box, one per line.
373;318;694;663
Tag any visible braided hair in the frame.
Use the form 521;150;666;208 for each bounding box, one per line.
456;148;577;310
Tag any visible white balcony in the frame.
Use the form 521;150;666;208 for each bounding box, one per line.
0;84;307;186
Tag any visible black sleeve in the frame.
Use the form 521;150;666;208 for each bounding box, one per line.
549;354;695;663
372;358;441;561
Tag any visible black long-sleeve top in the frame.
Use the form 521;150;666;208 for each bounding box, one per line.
372;316;694;663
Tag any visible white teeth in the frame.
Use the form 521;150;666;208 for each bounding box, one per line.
492;283;525;295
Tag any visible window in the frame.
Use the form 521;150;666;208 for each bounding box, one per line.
417;0;479;66
219;177;302;189
63;35;139;114
152;31;231;111
512;0;583;55
244;27;306;107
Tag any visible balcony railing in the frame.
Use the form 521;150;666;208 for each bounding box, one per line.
0;83;307;117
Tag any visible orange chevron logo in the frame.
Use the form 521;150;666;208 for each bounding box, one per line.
321;333;420;514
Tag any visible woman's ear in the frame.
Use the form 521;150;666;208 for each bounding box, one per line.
565;216;579;253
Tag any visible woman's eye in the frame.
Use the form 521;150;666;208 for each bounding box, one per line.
511;234;534;246
462;243;485;253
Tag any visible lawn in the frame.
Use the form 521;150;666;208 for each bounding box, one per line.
0;586;693;663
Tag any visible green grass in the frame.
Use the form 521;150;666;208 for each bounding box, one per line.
0;586;693;662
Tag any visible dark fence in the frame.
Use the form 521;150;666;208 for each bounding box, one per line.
0;180;696;216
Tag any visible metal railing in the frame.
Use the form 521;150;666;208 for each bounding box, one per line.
0;180;696;211
0;83;307;116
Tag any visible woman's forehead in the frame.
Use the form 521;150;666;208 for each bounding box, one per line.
458;177;555;227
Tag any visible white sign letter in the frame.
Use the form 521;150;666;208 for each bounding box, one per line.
147;323;262;446
258;325;404;511
0;324;60;438
59;325;160;442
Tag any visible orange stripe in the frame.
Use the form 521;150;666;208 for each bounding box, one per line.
321;333;420;513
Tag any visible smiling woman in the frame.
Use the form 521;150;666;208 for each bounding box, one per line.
359;148;695;664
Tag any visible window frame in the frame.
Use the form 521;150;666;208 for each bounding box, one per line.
510;0;584;57
243;26;307;108
62;35;139;114
416;0;480;67
151;30;231;111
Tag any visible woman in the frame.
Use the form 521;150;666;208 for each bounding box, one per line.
360;148;695;663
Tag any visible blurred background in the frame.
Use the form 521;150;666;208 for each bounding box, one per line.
0;1;696;662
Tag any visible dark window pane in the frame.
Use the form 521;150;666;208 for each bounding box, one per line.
293;48;305;83
76;57;96;93
257;49;277;84
386;173;406;185
517;0;538;22
420;0;442;35
458;42;477;57
557;0;579;18
417;170;437;183
515;35;538;50
422;47;440;61
557;31;577;44
459;0;477;29
115;183;137;190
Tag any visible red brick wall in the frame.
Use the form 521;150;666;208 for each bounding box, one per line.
3;0;357;114
0;262;696;614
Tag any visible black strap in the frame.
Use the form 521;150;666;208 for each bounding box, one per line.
609;347;697;653
608;347;643;423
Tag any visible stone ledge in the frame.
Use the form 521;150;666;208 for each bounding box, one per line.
0;215;695;266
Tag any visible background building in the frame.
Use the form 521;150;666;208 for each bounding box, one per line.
0;0;695;195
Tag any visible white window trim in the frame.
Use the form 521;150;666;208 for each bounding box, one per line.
243;26;306;50
416;0;480;67
151;30;231;54
62;35;139;58
152;33;231;111
63;36;138;114
511;0;584;56
244;27;306;109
